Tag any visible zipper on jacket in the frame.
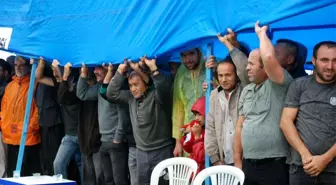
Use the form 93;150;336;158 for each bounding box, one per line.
13;81;21;115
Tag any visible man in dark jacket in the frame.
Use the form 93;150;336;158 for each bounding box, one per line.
105;58;174;185
275;39;308;79
78;69;105;185
34;58;64;176
77;63;130;185
99;63;136;185
53;62;82;182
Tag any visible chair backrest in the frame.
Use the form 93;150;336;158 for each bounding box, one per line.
150;157;198;185
192;165;245;185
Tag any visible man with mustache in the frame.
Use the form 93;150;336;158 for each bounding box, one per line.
0;56;41;177
205;28;249;166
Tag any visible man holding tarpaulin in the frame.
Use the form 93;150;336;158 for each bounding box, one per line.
234;22;293;185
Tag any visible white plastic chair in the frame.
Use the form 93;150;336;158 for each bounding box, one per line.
150;157;198;185
192;165;245;185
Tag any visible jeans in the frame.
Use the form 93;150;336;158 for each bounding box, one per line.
242;157;289;185
100;141;129;185
137;144;174;185
128;147;137;185
54;135;82;182
82;152;105;185
289;165;336;185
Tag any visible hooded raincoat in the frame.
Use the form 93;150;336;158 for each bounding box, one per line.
0;75;40;146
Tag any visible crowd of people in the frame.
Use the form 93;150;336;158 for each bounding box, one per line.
0;22;335;185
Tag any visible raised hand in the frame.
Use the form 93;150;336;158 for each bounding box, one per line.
102;62;114;72
128;60;141;72
51;59;63;80
52;59;60;69
38;57;46;67
117;59;128;75
217;33;228;44
103;62;114;84
255;21;268;36
63;62;72;81
81;62;88;78
143;56;157;72
205;56;217;69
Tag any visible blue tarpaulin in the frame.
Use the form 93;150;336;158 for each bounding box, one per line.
1;0;335;178
0;0;335;66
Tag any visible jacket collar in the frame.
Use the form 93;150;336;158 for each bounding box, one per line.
12;74;30;83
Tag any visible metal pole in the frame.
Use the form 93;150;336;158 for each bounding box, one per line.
205;43;213;185
15;59;37;174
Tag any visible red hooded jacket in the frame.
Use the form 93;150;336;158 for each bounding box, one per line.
180;96;205;174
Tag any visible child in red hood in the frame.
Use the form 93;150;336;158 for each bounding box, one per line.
180;96;205;174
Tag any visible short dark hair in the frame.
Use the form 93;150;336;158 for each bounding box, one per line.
276;39;299;58
313;41;336;59
180;48;201;57
0;59;12;74
214;57;239;83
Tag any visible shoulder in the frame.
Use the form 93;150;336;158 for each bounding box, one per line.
210;87;220;97
288;75;312;90
242;83;254;92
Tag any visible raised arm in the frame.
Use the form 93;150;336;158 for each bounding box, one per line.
32;58;56;87
218;29;249;86
255;21;285;84
129;58;150;84
76;63;99;100
58;62;80;105
143;57;172;104
106;60;131;104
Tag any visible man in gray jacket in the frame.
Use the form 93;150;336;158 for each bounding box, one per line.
205;28;249;166
77;64;130;185
105;58;174;185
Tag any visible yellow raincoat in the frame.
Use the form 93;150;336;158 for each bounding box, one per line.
172;58;205;140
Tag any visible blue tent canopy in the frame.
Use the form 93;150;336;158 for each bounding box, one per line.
1;0;335;176
0;0;335;66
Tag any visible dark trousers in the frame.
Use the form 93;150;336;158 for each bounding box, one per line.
40;124;64;175
7;144;41;177
289;165;335;185
242;157;289;185
137;144;174;185
100;141;129;185
82;152;105;185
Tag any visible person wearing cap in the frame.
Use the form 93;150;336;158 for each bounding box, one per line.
0;56;41;177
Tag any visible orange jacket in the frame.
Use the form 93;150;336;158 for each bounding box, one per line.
0;75;40;146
